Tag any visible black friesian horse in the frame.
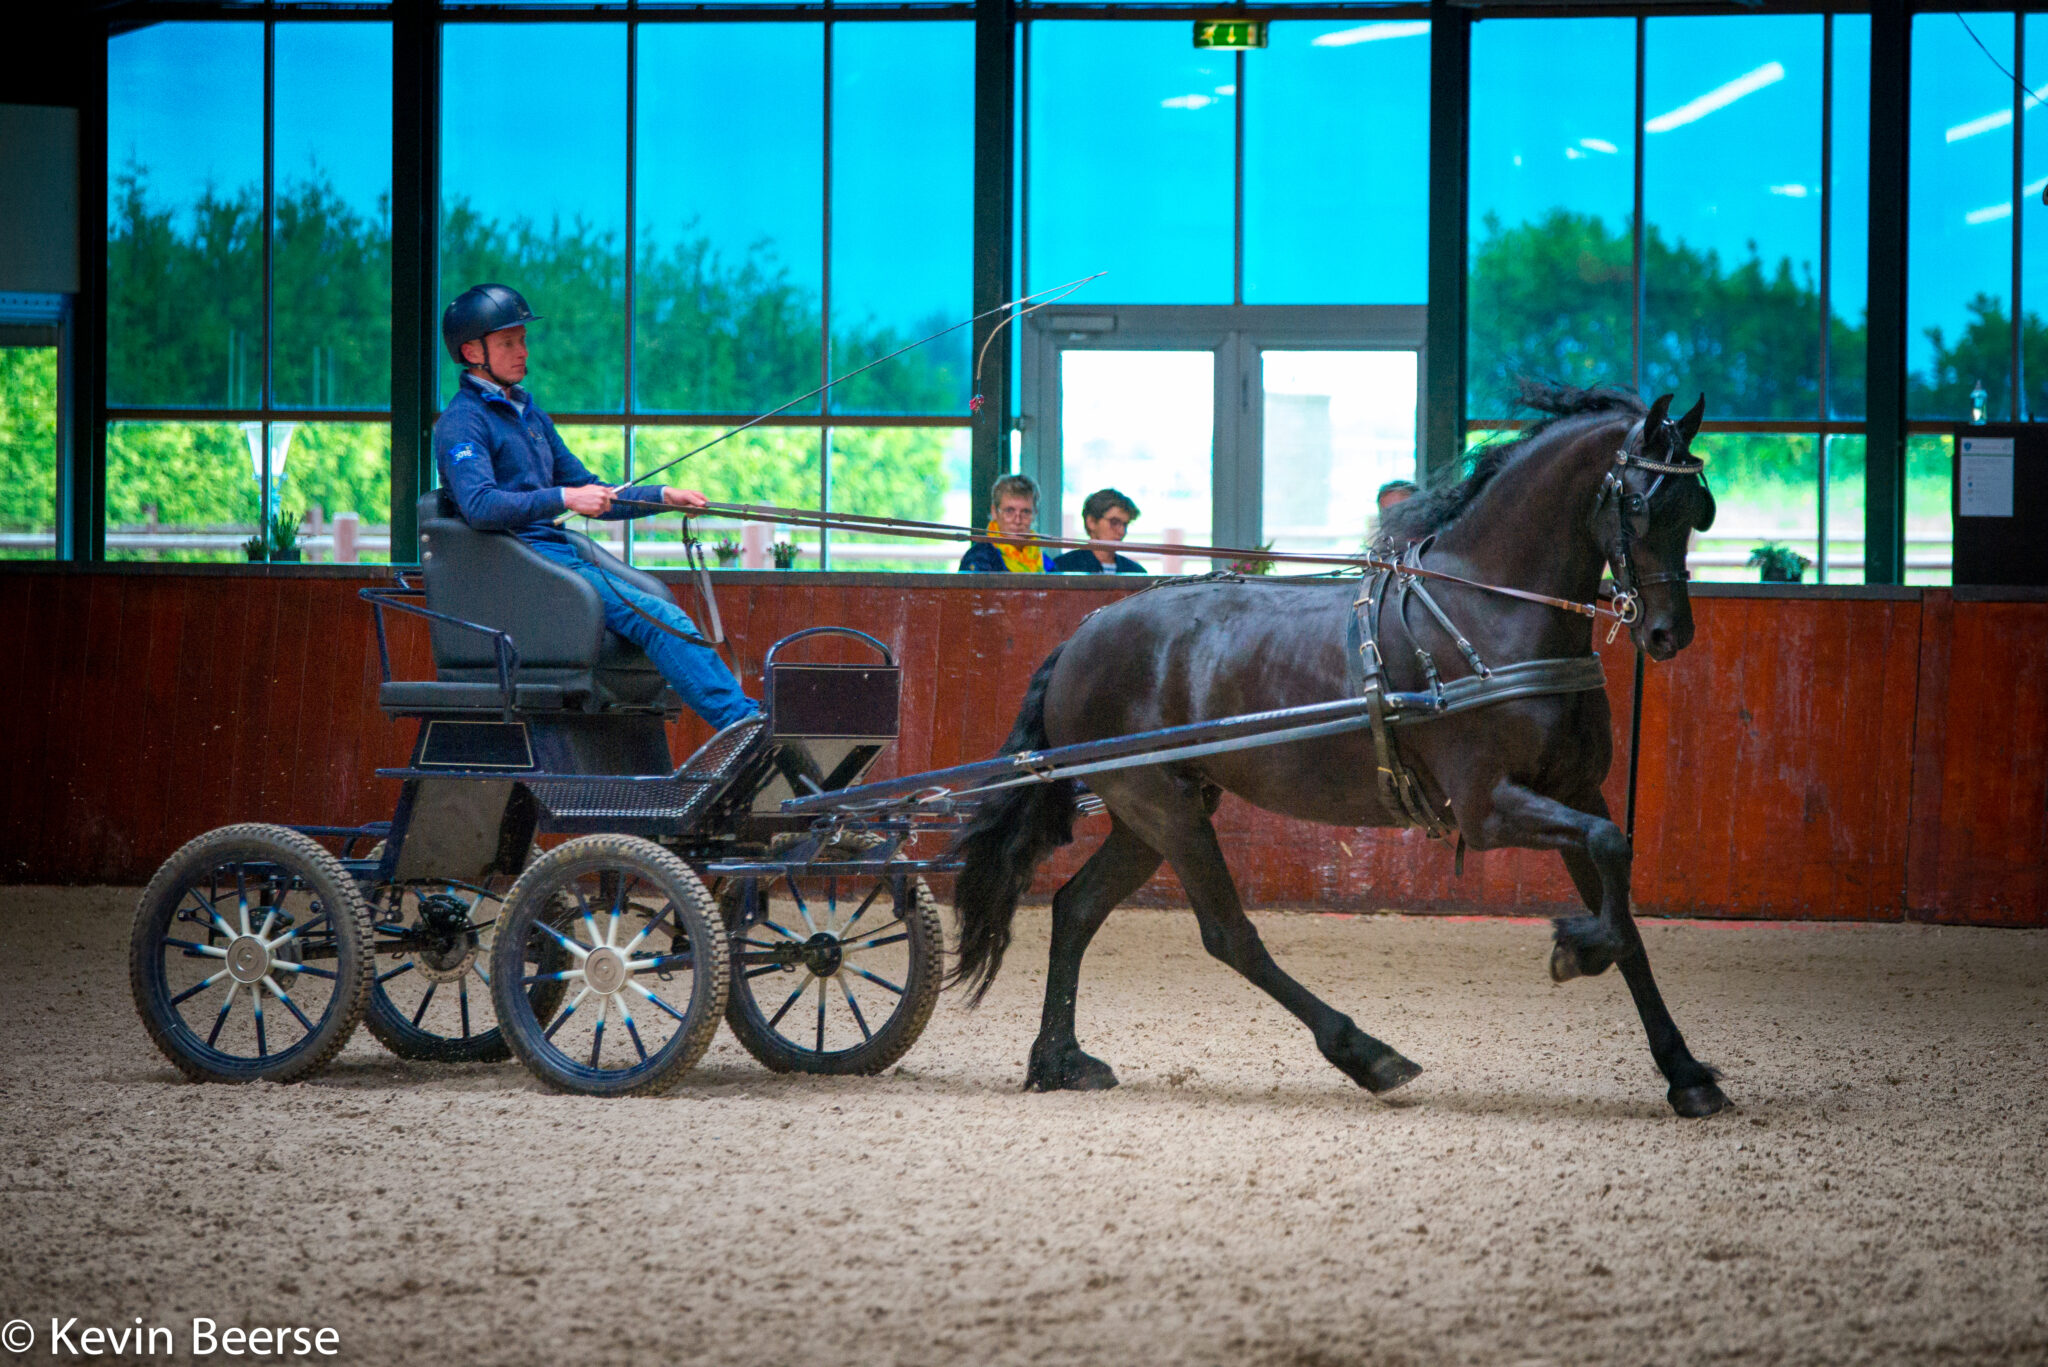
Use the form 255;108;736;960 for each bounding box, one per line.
949;385;1730;1118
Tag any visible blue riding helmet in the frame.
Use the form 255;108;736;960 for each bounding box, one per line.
442;284;541;363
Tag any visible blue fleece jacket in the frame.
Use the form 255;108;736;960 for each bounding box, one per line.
433;374;668;549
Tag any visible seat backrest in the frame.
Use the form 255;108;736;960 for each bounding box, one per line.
416;490;606;674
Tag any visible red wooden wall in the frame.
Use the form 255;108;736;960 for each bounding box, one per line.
2;567;2041;925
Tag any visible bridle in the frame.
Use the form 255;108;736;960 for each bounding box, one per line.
1591;416;1708;632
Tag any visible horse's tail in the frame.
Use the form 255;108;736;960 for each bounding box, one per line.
946;645;1079;1007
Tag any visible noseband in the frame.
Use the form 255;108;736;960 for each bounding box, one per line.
1593;418;1707;629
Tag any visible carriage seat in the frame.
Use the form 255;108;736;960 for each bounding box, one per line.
379;490;682;716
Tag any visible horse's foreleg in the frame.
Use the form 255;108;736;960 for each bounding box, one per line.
1026;819;1163;1092
1485;781;1726;1117
1130;798;1419;1095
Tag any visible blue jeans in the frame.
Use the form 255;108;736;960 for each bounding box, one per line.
532;541;758;729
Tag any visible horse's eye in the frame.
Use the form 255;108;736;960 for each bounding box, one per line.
1625;494;1646;515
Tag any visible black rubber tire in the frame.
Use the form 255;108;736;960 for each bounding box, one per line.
360;846;567;1065
721;858;944;1077
130;823;373;1084
489;835;728;1097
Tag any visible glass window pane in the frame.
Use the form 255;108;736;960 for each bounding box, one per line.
275;24;392;411
106;421;263;563
832;23;972;416
1822;433;1865;585
1909;13;2015;421
1261;350;1416;556
279;422;392;564
442;25;624;413
1245;21;1429;304
1467;18;1636;417
1644;16;1823;421
1830;16;1870;420
107;23;264;409
1059;350;1212;570
542;425;626;561
1905;432;1953;585
1029;23;1233;304
1690;432;1819;584
637;25;823;415
0;348;59;559
629;427;820;570
828;427;969;571
2024;15;2048;421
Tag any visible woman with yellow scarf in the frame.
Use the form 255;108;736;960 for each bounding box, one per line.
958;474;1058;573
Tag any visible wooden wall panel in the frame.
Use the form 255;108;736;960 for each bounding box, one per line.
1;569;2039;927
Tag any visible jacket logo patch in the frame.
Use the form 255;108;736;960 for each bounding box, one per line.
450;443;480;464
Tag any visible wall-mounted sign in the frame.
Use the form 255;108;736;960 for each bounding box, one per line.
1193;19;1267;50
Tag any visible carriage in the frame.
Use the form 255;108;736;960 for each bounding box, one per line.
129;493;960;1096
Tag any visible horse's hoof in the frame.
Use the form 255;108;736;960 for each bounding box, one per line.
1550;917;1617;981
1364;1052;1423;1095
1669;1081;1729;1118
1024;1049;1119;1093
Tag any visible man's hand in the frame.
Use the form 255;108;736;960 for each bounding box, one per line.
662;487;710;510
562;483;615;517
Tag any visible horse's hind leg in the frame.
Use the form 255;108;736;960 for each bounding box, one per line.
1108;776;1420;1095
1026;817;1163;1092
1484;781;1726;1118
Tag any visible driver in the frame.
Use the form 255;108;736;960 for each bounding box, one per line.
432;283;757;730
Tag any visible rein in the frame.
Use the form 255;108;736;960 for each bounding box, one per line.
599;496;1636;627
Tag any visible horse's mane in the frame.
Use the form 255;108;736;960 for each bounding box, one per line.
1379;383;1645;545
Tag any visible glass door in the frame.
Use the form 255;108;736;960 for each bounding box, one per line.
1022;305;1423;568
1057;349;1216;571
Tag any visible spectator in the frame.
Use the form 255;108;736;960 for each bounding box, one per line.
1376;479;1419;515
959;474;1057;573
1052;488;1146;574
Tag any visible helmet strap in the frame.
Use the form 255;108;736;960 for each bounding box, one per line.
470;334;518;392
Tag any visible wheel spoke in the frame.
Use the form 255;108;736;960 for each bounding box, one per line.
264;976;317;1034
164;938;230;959
521;968;582;987
620;898;677;956
252;991;268;1057
840;924;907;954
844;965;904;996
606;877;632;949
589;995;609;1068
762;920;804;942
378;961;415;986
835;882;887;939
170;968;230;1007
767;980;809;1030
540;918;593;962
206;984;239;1047
788;882;819;937
572;889;604;951
627;952;692;975
235;867;251;937
745;962;793;980
459;978;473;1038
815;976;828;1053
838;974;873;1043
411;982;438;1028
627;980;691;1025
291;964;338;981
544;987;592;1040
266;911;331;950
612;992;649;1063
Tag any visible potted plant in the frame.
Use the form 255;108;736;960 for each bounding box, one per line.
712;536;741;568
245;509;303;563
1747;542;1810;584
770;540;802;570
1225;541;1276;576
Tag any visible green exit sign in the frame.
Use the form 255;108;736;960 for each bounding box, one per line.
1193;19;1267;50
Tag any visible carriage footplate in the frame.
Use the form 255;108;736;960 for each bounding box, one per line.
526;715;768;824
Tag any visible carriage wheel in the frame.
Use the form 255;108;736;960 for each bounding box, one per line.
129;824;373;1084
720;861;944;1076
360;847;569;1065
489;835;727;1097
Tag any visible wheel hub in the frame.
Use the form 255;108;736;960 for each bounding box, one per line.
226;936;271;984
584;946;628;996
800;932;843;977
411;892;480;984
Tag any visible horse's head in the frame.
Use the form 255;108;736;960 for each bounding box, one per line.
1594;393;1714;662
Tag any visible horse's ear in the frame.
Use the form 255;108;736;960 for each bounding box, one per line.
1678;394;1705;444
1645;393;1674;434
